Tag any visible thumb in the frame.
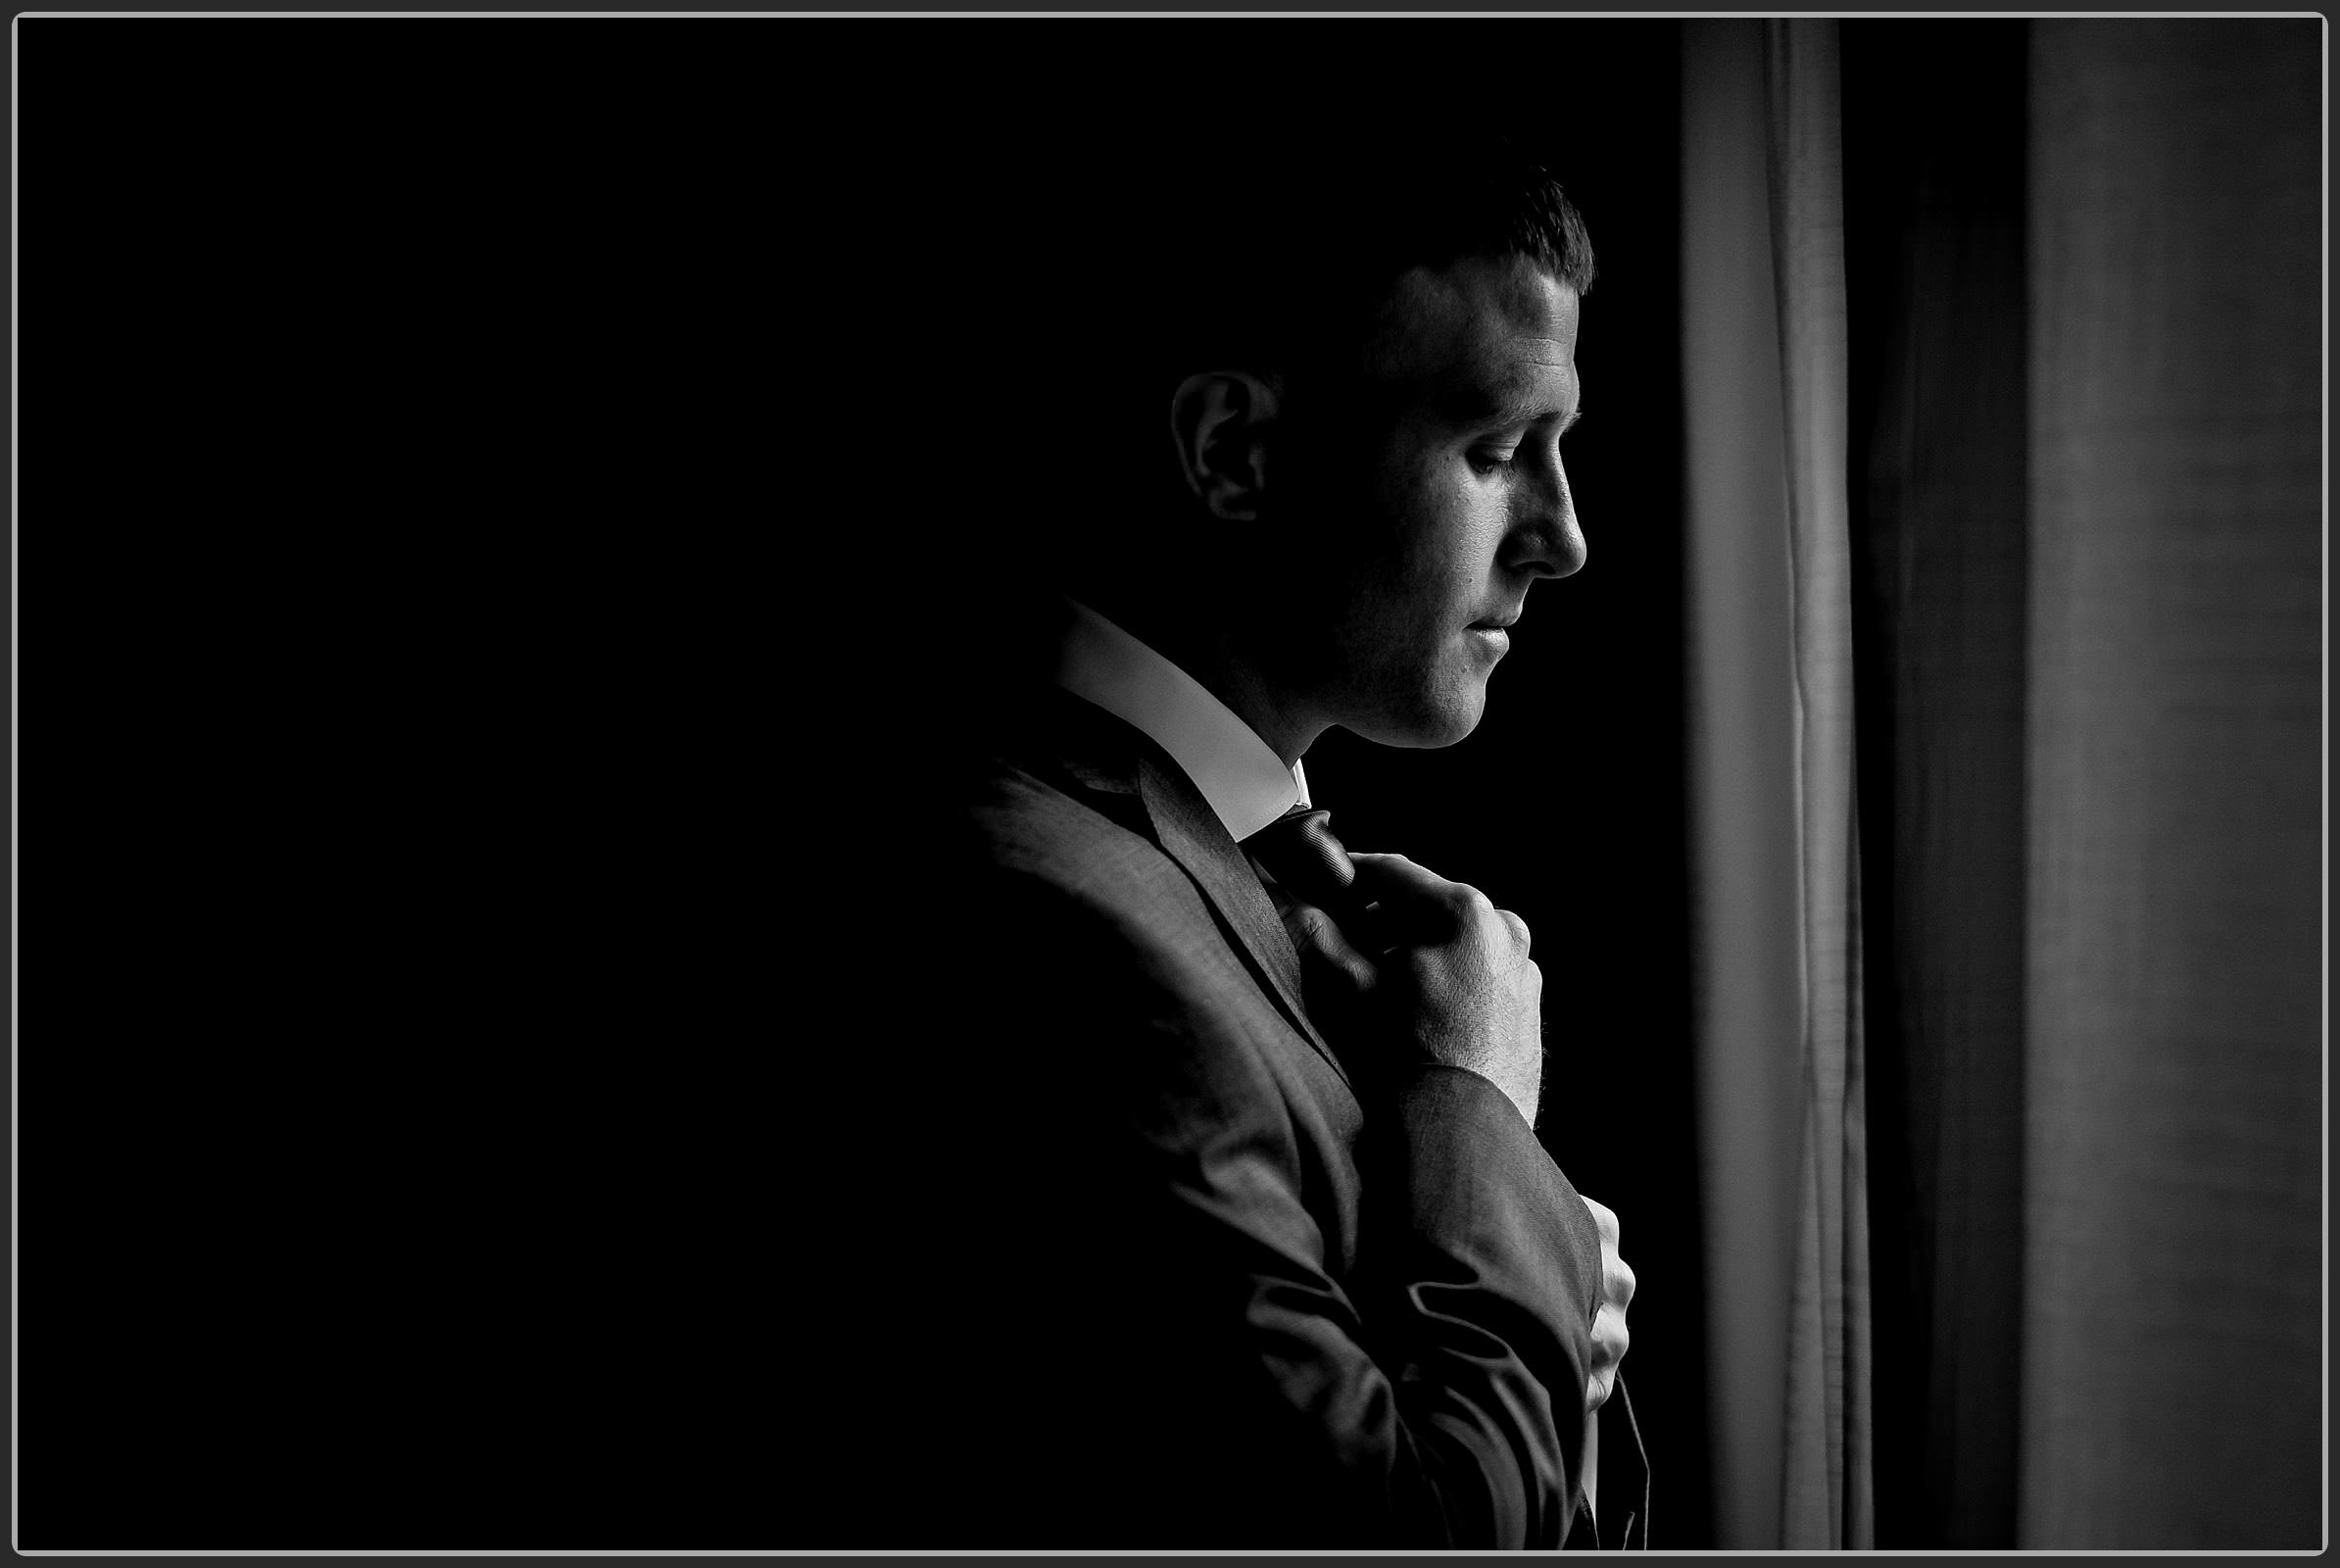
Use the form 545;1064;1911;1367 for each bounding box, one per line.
1285;899;1380;999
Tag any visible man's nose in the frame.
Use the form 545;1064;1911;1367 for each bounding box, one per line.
1511;448;1587;578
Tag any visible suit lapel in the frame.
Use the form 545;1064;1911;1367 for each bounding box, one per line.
1133;750;1353;1092
1032;689;1351;1091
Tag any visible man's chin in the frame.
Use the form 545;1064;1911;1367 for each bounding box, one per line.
1348;689;1487;750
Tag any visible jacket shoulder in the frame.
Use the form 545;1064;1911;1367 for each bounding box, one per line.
947;753;1304;1066
960;756;1198;929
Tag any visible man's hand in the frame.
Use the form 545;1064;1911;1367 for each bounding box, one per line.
1284;851;1543;1127
1581;1197;1634;1412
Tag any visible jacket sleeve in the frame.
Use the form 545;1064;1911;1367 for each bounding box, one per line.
920;862;1606;1549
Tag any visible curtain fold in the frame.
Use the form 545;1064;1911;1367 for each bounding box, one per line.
1839;20;2031;1547
1682;19;1873;1548
1682;20;1803;1548
1762;20;1875;1552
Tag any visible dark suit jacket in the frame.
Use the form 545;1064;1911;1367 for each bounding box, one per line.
841;686;1608;1548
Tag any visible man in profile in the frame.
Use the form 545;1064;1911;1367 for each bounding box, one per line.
829;113;1639;1549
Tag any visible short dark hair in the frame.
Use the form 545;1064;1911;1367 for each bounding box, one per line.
1144;118;1596;387
985;95;1599;601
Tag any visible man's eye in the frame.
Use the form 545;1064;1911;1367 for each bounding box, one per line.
1471;448;1518;471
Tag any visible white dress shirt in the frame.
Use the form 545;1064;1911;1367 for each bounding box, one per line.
1053;599;1310;842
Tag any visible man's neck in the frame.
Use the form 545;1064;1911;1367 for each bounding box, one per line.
1077;591;1325;770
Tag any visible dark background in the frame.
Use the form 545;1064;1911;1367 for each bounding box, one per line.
32;20;1704;1548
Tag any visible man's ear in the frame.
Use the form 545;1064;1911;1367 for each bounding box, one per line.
1168;370;1281;523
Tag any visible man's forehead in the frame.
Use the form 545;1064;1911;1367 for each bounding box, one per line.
1366;255;1582;393
1360;255;1581;416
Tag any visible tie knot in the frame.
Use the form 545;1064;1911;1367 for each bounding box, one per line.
1247;806;1357;911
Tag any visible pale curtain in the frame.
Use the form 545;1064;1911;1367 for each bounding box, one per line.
1764;20;1874;1553
1682;18;1873;1550
2020;21;2320;1547
1692;16;2319;1550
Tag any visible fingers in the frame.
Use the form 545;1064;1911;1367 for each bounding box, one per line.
1344;853;1468;906
1347;855;1531;953
1590;1301;1631;1367
1586;1299;1631;1412
1579;1200;1632;1415
1285;900;1380;998
1496;907;1531;956
1581;1198;1637;1313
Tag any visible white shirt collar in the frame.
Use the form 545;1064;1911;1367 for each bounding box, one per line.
1054;599;1310;842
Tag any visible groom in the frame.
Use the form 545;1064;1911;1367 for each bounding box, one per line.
854;117;1642;1549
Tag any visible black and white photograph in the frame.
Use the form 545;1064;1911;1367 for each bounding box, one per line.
20;12;2325;1555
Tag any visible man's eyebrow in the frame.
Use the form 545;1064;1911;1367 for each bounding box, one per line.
1449;379;1583;431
